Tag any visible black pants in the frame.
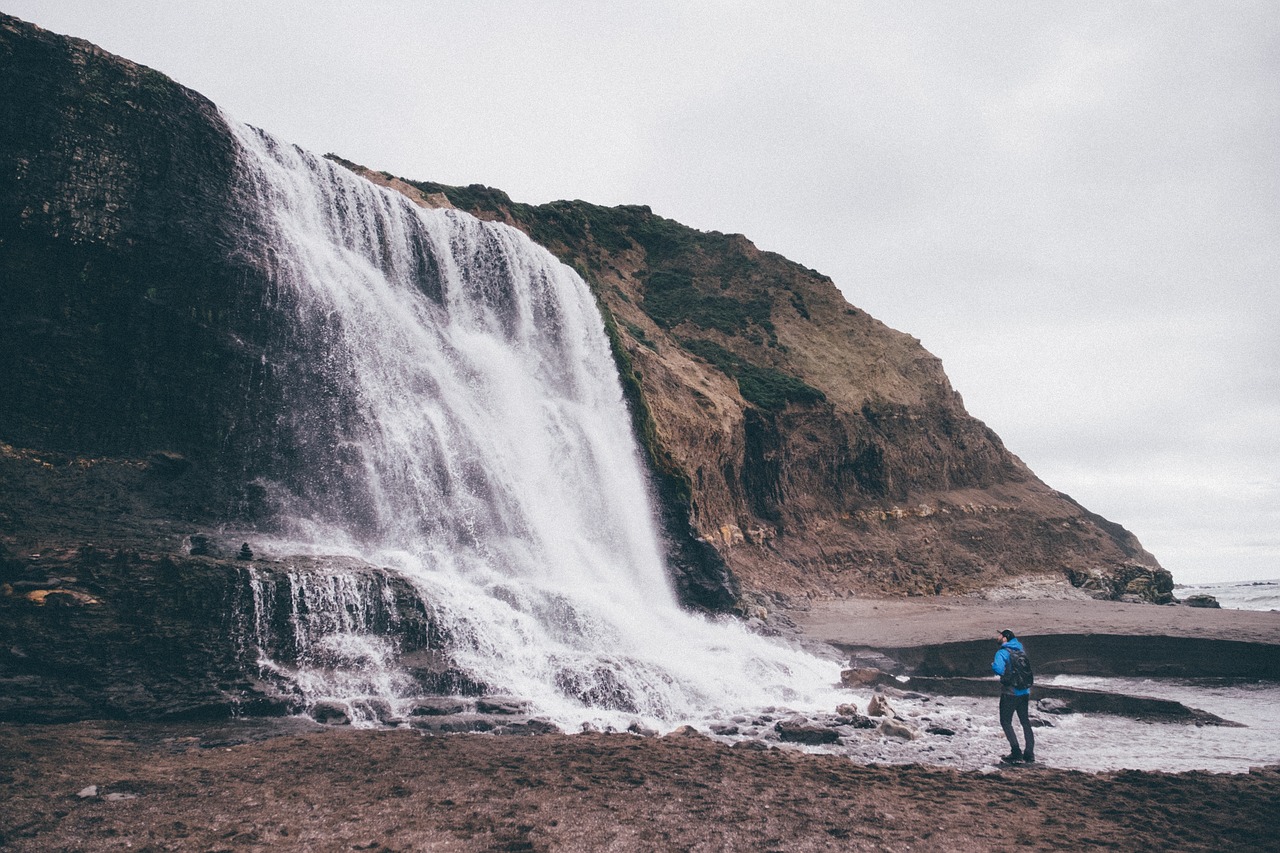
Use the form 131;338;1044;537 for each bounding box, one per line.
1000;693;1034;757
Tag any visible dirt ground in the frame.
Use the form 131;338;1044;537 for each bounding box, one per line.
2;721;1278;852
4;597;1278;851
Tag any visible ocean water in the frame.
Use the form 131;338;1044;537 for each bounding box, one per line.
1176;578;1280;611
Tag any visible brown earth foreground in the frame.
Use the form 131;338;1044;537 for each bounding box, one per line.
3;598;1279;851
2;721;1278;853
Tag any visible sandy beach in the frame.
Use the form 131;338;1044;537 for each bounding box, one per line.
790;592;1280;648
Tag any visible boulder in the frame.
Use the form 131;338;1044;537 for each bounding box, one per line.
1184;594;1221;609
666;725;704;739
840;668;883;687
310;700;350;725
866;694;892;718
476;696;530;715
879;719;917;740
835;702;859;717
408;698;468;717
732;739;770;751
409;713;496;733
1036;698;1073;715
775;717;840;745
496;718;560;736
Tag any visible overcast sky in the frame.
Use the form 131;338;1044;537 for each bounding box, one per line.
10;2;1277;584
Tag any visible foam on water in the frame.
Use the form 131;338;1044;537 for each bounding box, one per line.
225;119;843;730
1176;578;1280;611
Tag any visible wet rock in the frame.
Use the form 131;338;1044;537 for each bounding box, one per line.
732;739;770;751
666;725;704;739
627;722;658;737
835;702;859;716
410;713;496;733
1184;594;1221;609
476;696;530;715
867;694;892;718
709;722;740;736
839;714;878;730
496;718;559;736
1037;698;1073;715
926;726;955;736
310;700;351;725
840;667;884;687
188;535;218;557
879;719;917;740
147;451;191;478
408;698;468;717
775;717;840;745
350;698;398;725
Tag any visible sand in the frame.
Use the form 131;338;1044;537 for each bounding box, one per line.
790;593;1280;648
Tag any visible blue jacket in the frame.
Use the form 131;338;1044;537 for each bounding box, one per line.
992;638;1031;696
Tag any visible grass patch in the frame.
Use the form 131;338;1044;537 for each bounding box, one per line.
680;339;824;412
643;271;772;335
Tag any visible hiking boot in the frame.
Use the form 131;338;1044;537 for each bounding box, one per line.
1000;753;1023;765
1022;753;1035;764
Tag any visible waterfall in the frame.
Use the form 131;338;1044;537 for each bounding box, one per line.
226;119;842;729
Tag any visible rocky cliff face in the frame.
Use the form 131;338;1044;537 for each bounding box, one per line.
1;13;1163;612
355;179;1164;602
0;13;279;530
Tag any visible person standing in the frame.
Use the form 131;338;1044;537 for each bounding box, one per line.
992;628;1035;764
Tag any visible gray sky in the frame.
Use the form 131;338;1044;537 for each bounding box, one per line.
10;1;1277;583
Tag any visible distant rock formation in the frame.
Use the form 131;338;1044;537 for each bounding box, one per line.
0;12;1163;614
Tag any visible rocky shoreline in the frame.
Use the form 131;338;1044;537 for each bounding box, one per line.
3;593;1279;849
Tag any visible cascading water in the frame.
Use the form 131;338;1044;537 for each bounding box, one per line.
226;118;843;729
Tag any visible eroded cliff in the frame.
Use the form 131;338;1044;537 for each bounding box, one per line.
349;177;1164;602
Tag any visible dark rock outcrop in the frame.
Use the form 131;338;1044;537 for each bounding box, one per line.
0;543;476;722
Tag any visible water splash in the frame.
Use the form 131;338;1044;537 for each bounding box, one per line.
227;119;842;728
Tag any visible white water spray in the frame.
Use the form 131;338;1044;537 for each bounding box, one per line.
227;120;843;729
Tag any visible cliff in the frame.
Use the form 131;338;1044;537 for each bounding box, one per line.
344;173;1165;602
1;12;1164;611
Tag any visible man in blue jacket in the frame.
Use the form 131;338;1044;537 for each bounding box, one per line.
992;629;1035;764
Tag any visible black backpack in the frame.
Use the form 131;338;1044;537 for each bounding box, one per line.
1002;647;1034;691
